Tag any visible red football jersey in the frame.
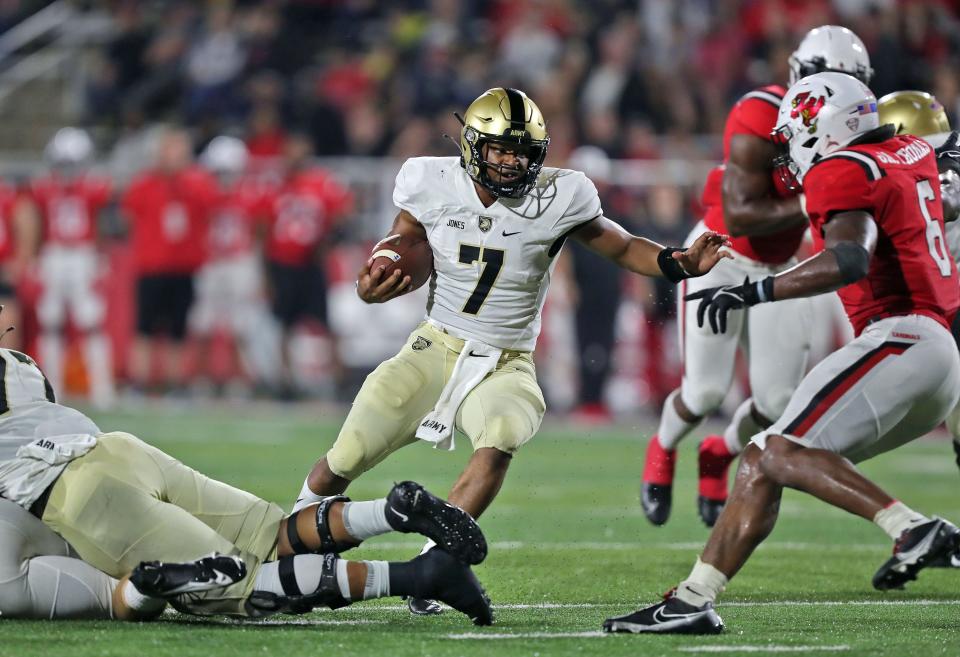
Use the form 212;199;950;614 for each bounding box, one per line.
260;169;353;267
0;181;19;262
206;179;267;259
29;173;112;246
702;85;807;264
804;134;960;335
122;167;218;274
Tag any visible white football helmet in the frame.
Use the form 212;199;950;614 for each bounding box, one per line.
789;25;873;86
772;72;880;187
200;136;249;175
44;127;94;166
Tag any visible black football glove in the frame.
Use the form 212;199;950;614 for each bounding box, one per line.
684;277;774;334
935;131;960;177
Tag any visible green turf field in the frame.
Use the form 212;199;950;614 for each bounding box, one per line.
3;404;959;657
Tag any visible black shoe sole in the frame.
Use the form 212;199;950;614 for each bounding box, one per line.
130;556;245;598
388;482;488;565
641;483;672;526
603;612;724;634
697;495;725;528
407;597;444;615
416;550;494;626
873;520;960;590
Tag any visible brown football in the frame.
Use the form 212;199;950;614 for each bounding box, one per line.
369;233;434;292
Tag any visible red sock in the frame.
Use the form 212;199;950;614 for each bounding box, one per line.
642;435;677;485
698;435;736;501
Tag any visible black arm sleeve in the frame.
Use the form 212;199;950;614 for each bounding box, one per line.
826;241;870;284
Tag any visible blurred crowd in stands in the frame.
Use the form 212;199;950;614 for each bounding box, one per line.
0;0;955;417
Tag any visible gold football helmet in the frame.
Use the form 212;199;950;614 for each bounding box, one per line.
877;90;951;137
459;87;549;199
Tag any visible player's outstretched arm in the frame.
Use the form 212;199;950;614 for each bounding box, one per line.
769;210;877;300
572;216;731;279
356;210;426;303
686;211;877;334
723;134;808;236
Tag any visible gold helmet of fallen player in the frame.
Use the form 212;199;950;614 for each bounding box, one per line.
877;90;951;138
459;87;549;199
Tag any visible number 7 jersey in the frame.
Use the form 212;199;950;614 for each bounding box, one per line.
802;133;960;335
393;156;602;351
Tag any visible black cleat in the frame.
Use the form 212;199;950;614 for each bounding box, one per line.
406;596;444;615
927;547;960;568
697;495;725;528
386;481;487;565
641;483;672;526
130;553;246;597
603;592;724;635
409;549;493;626
873;518;960;590
953;439;960;475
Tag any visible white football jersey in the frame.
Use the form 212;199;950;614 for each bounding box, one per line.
393;156;602;350
0;349;100;509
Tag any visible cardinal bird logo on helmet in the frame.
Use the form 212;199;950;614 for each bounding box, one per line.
791;92;826;132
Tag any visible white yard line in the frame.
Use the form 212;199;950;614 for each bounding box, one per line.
331;599;960;613
443;633;853;649
677;646;849;653
445;631;607;640
357;540;886;551
246;619;388;626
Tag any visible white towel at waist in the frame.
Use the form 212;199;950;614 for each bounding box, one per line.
415;339;502;450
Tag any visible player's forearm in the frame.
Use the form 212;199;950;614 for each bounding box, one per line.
769;250;852;301
612;235;667;277
723;195;807;237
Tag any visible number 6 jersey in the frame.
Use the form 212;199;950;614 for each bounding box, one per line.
393;156;602;351
802;132;960;335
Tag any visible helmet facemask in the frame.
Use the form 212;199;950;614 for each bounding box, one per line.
462;127;548;199
458;88;550;200
773;72;881;188
771;123;802;192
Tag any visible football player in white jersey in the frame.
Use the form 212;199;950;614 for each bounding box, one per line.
292;87;730;614
0;347;496;623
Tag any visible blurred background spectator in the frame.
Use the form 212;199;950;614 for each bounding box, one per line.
0;0;956;413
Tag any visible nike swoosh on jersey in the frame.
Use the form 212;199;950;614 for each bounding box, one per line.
502;230;522;236
468;351;489;357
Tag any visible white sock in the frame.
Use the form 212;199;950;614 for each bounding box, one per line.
254;555;325;597
674;557;728;607
361;560;391;600
657;389;701;450
341;499;392;541
39;333;64;398
83;333;116;409
723;399;763;455
335;559;353;600
293;477;326;513
122;579;165;615
873;501;928;540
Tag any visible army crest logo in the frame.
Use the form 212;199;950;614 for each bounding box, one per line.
412;336;433;351
478;216;493;232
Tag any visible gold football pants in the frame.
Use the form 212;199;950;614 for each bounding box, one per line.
41;432;284;616
327;322;546;480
